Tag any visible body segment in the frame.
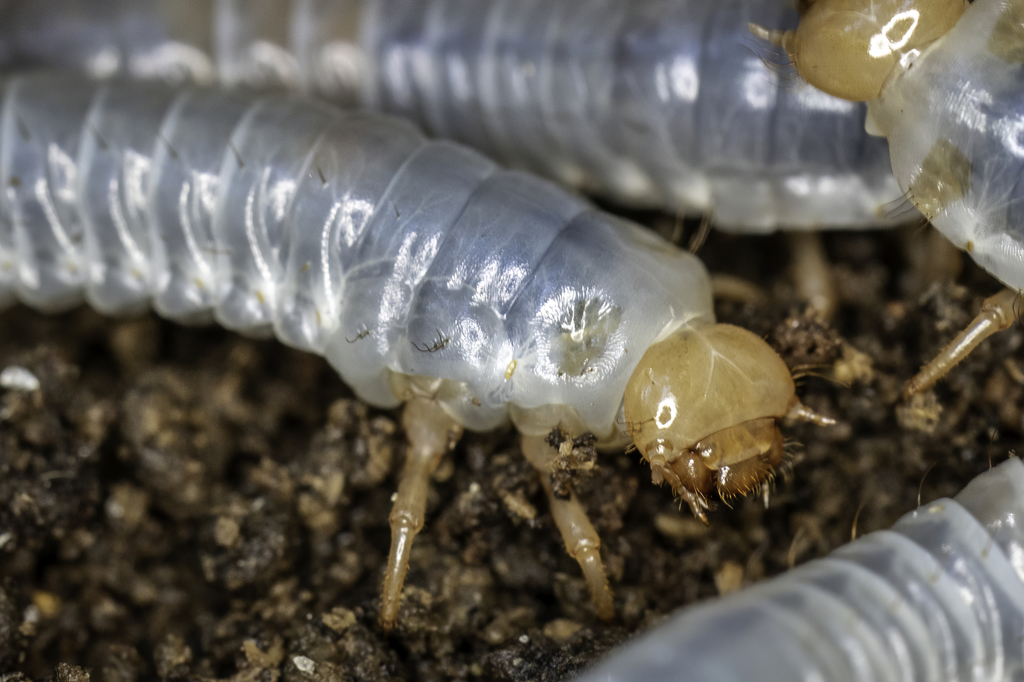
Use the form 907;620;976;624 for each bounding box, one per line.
0;0;906;230
580;456;1024;682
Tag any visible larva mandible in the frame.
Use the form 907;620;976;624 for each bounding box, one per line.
0;0;908;232
0;72;832;629
755;0;1023;397
579;456;1024;682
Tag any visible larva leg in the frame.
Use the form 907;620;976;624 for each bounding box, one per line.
380;397;463;631
709;274;769;306
787;232;837;320
901;227;963;298
903;288;1020;399
521;434;614;622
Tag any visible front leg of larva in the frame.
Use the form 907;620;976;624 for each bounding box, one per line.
380;397;463;631
624;323;833;522
521;434;615;622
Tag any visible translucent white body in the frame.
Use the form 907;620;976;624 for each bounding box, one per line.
0;73;713;440
579;456;1024;682
0;0;908;231
865;0;1024;293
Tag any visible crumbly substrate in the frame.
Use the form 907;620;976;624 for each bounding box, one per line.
1;225;1020;681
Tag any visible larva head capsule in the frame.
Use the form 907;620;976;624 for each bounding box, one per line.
773;0;966;100
624;324;831;522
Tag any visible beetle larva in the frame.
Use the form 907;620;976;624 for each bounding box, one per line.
0;72;831;628
0;0;907;232
754;0;1024;396
578;456;1024;682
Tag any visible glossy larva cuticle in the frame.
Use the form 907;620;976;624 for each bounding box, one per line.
0;73;827;627
0;0;907;231
579;456;1024;682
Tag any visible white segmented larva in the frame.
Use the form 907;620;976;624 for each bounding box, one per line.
0;0;908;231
756;0;1022;395
0;72;832;629
578;456;1024;682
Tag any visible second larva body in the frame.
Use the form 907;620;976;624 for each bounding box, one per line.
0;0;906;231
0;73;827;626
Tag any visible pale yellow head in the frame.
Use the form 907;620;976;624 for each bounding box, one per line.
779;0;966;100
624;323;831;522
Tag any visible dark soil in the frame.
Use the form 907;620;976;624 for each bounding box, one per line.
1;224;1020;681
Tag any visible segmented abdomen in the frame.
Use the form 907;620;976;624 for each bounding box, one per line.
0;73;712;438
0;0;905;231
580;456;1024;682
363;0;903;230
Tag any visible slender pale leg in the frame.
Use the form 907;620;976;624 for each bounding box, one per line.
903;288;1020;398
521;434;614;621
709;273;768;306
787;232;837;320
380;397;462;631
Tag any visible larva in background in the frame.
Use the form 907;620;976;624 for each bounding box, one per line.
580;456;1024;682
0;0;908;232
0;72;831;629
756;0;1024;395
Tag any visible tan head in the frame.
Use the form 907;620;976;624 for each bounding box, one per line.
624;323;832;522
754;0;966;100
